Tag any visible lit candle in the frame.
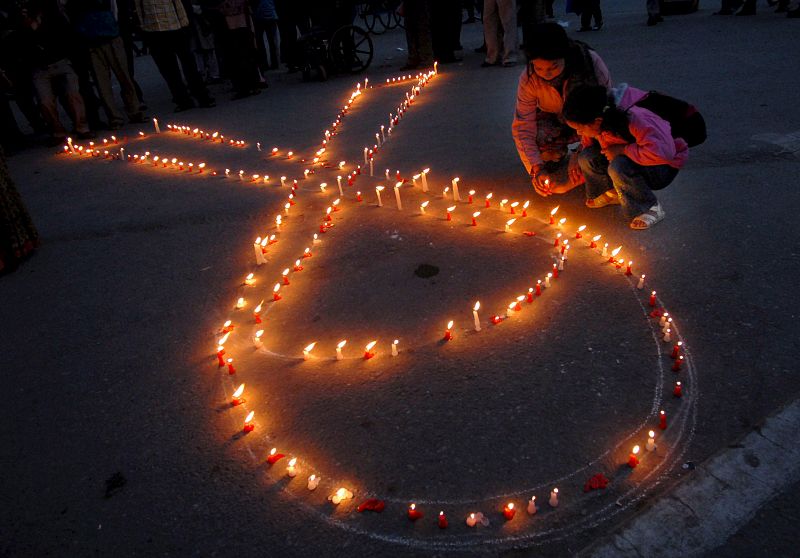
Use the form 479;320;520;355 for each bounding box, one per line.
609;246;622;263
637;274;646;289
320;183;328;194
558;256;565;271
442;186;450;199
673;381;682;397
522;200;530;216
375;185;384;207
659;410;667;430
254;302;263;324
602;243;608;257
549;488;559;508
468;190;476;204
336;340;347;360
558;217;566;228
626;261;633;276
216;345;225;367
303;342;316;360
394;182;403;210
412;174;420;188
287;151;293;158
284;202;291;215
545;273;552;287
628;445;640;468
363;147;368;165
576;225;586;238
590;234;601;248
356;191;362;202
391;339;399;356
446;205;455;221
231;383;245;406
407;503;423;521
536;280;542;296
672;355;684;371
307;474;320;490
273;283;282;301
646;430;656;452
503;502;516;520
466;513;477;527
500;198;508;210
443;320;454;341
254;238;266;265
421;168;429;192
303;247;312;258
275;215;282;230
369;159;374;176
286;457;298;477
364;341;377;359
267;447;285;464
527;495;537;515
153;118;160;133
242;410;255;432
485;193;493;208
329;487;353;505
381;125;386;141
473;302;481;331
659;312;670;327
451;177;460;201
671;341;683;359
505;218;516;232
385;168;390;181
226;358;236;374
649;291;657;307
337;175;343;196
509;201;519;215
438;511;448;529
304;169;310;179
549;206;559;224
280;176;287;187
471;211;480;226
253;329;264;348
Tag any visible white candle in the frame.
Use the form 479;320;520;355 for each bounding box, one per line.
336;340;347;360
375;185;384;207
253;238;265;265
421;168;429;192
385;169;390;181
253;329;264;348
275;215;282;230
505;218;516;232
394;182;403;210
558;256;565;270
336;175;343;197
363;147;368;165
637;274;646;290
500;198;508;210
412;174;420;188
473;301;481;331
663;329;672;343
602;243;608;257
663;318;672;333
236;297;245;309
646;430;656;452
119;147;124;160
307;474;320;490
549;488;559;508
545;273;551;287
381;125;386;141
286;458;297;477
527;496;537;515
659;312;670;327
420;201;429;214
303;342;316;360
451;177;461;201
153;118;160;133
391;339;399;356
376;132;381;146
280;176;287;187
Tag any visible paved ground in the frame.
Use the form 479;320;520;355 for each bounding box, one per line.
2;1;800;556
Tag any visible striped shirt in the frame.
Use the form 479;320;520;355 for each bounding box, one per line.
134;0;189;32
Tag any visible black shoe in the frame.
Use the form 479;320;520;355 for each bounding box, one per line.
647;15;659;25
577;26;593;31
788;6;800;16
593;22;604;30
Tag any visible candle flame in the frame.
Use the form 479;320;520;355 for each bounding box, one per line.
288;457;297;467
592;234;602;242
486;193;493;199
472;211;481;218
507;503;515;510
423;168;430;174
632;445;640;455
233;384;245;398
649;430;655;438
336;488;347;499
452;177;459;183
269;448;277;456
410;503;416;510
337;340;347;349
304;342;316;352
558;217;567;226
447;320;454;330
553;488;559;494
510;202;519;208
611;246;622;257
246;272;254;281
218;332;230;346
447;206;456;212
474;301;480;311
469;190;476;195
501;198;508;205
255;330;264;339
395;181;403;189
523;200;530;209
376;185;385;192
236;297;245;308
550;206;559;216
420;201;430;208
506;218;516;226
244;411;254;424
365;341;377;351
273;283;281;293
577;225;587;232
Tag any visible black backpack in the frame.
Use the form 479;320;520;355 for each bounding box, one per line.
634;91;707;147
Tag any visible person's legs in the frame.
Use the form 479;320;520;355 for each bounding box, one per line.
578;142;613;199
265;20;280;69
498;0;518;64
89;44;126;126
105;37;142;120
482;0;501;64
172;27;214;105
253;18;270;72
146;30;193;106
608;156;675;219
57;61;91;134
32;65;67;138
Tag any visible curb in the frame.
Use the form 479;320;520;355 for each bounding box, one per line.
581;398;800;557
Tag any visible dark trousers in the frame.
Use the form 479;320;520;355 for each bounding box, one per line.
145;27;209;105
215;27;262;93
254;18;279;70
274;0;310;68
580;0;603;28
430;0;462;60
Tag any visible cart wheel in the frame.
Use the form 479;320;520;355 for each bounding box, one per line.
330;25;374;73
360;2;386;34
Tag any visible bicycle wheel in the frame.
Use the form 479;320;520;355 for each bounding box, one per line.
329;25;374;73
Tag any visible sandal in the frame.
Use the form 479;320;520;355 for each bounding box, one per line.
630;204;665;230
585;190;620;208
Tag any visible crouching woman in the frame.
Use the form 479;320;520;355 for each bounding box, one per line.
562;84;689;230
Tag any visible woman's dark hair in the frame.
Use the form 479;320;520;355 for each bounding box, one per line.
524;22;571;61
562;85;635;143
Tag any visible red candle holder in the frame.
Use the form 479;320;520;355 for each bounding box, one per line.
503;503;516;520
407;504;423;521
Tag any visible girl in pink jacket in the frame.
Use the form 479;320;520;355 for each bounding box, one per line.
558;84;689;229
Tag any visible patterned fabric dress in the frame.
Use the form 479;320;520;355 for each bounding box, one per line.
0;147;39;274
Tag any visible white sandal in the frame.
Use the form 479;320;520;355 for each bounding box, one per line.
630;204;665;230
586;189;621;208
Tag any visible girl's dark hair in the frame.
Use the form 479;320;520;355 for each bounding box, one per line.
525;23;599;88
562;85;635;143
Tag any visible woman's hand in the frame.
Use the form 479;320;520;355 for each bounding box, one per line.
532;167;554;197
602;144;625;161
568;152;583;185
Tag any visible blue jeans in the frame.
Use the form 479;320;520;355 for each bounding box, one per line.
578;142;678;218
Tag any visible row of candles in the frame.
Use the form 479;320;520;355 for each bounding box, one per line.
59;65;690;529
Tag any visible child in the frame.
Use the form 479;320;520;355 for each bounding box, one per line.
560;84;688;229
